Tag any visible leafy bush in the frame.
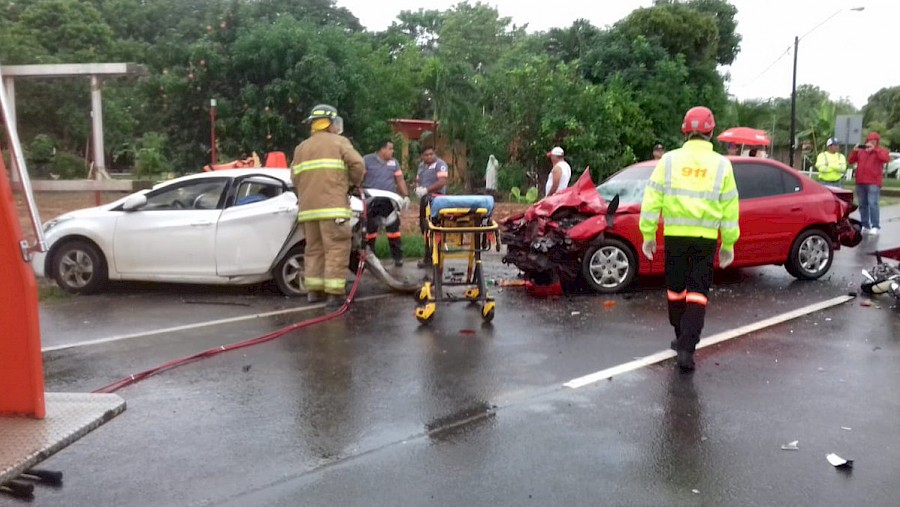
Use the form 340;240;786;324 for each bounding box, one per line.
496;162;527;192
52;152;88;179
510;186;539;203
133;132;170;179
29;134;56;163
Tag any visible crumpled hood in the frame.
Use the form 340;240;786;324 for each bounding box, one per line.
524;170;607;221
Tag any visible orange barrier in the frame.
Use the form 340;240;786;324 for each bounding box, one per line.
264;151;287;168
0;150;45;418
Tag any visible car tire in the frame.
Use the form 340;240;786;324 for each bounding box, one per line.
786;229;833;280
273;242;307;297
581;238;637;294
52;240;107;294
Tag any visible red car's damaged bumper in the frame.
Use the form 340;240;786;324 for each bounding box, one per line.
501;171;617;289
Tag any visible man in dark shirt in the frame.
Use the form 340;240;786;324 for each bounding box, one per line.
362;140;409;267
415;147;448;268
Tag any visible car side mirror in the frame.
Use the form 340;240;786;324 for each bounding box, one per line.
122;194;148;211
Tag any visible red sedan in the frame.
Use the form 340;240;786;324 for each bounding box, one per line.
501;157;863;293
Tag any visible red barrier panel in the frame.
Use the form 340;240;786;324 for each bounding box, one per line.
0;150;45;418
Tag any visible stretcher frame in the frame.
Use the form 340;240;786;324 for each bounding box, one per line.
415;204;500;324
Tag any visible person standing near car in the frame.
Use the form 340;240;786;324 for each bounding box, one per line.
545;146;571;197
652;143;666;160
291;104;365;309
415;147;449;268
850;131;891;235
815;138;847;187
639;106;740;373
363;140;410;267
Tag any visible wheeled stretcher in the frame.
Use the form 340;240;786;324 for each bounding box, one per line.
415;195;500;324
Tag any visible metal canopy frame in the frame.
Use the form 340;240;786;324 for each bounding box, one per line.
1;63;148;179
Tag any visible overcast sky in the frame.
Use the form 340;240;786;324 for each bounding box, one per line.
335;0;898;108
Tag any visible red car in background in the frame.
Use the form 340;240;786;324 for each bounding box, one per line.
501;157;863;293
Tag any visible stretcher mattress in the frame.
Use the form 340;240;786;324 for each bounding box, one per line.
430;195;495;218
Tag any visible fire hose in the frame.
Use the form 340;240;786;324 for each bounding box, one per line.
94;190;380;394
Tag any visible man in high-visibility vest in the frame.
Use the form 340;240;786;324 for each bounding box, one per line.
639;106;740;372
291;104;365;309
815;138;847;187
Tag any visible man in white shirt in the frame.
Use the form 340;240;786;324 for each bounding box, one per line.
545;146;571;197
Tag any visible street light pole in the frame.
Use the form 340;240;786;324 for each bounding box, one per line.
789;36;799;168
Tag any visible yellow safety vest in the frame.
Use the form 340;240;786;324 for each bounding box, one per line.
640;139;741;251
815;151;847;182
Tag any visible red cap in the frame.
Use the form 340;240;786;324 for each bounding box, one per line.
866;132;880;141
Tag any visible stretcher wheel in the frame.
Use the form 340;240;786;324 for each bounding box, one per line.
481;301;495;323
415;303;436;325
464;287;480;302
415;283;433;303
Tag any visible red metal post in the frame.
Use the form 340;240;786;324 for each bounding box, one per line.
0;149;45;418
210;98;217;165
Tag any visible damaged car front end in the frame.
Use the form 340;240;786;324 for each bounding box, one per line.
502;170;624;292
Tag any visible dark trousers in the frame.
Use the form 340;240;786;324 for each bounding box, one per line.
419;194;433;262
366;198;402;261
366;219;402;261
664;236;717;353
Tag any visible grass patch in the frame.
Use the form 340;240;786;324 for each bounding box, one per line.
37;280;71;302
372;234;426;259
881;196;900;207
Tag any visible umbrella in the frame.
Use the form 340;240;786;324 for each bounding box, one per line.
717;127;771;146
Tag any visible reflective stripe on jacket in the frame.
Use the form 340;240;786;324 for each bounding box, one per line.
639;139;740;250
815;152;847;182
291;131;365;222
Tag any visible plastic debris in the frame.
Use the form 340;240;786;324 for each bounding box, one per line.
781;440;800;451
860;300;872;307
691;489;699;494
602;300;617;308
826;453;853;469
459;329;476;335
499;280;526;287
841;426;852;431
571;311;581;316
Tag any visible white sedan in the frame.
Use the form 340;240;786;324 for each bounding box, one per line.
887;152;900;178
34;169;312;296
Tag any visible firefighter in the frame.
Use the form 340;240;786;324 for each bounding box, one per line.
291;104;365;310
639;106;740;372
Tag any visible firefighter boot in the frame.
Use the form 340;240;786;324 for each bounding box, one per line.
676;350;695;373
325;295;344;311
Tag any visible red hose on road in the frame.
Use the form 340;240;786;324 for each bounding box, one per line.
93;194;371;394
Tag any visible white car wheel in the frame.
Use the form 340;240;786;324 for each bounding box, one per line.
53;240;108;294
274;243;307;296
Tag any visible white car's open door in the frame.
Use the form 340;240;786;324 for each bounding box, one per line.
215;190;297;276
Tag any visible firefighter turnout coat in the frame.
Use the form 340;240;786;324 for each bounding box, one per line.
291;131;365;222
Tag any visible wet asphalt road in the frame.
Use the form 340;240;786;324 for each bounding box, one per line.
10;206;900;506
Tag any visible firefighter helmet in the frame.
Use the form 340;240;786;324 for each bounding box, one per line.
307;104;338;122
681;106;716;134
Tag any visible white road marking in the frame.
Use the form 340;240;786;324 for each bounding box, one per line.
42;294;391;353
564;295;855;389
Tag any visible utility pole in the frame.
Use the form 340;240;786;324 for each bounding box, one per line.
789;36;799;169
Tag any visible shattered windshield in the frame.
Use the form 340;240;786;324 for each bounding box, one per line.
597;164;654;204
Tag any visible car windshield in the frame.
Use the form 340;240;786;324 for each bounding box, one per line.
597;164;654;204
